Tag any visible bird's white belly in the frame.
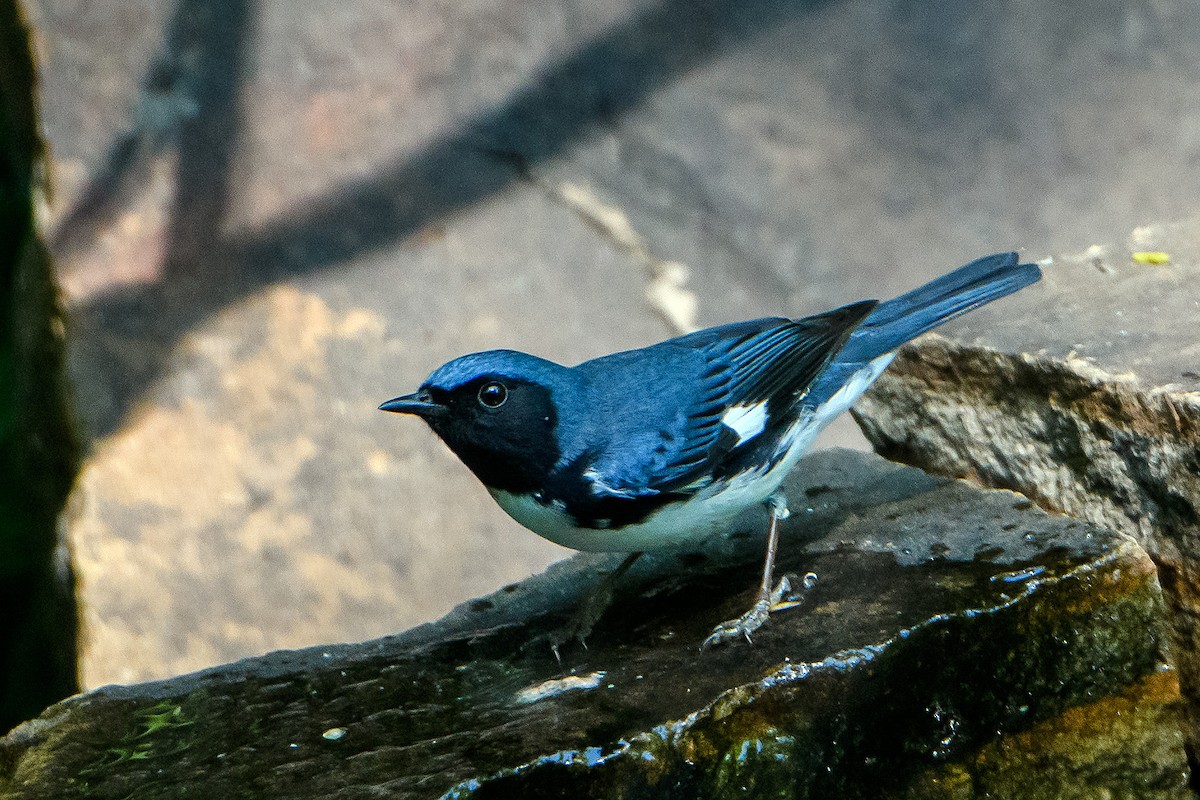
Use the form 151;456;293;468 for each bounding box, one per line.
490;461;790;552
490;354;893;553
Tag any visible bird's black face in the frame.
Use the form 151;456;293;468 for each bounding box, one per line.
381;374;559;494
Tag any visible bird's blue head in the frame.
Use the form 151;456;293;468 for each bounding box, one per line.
380;350;571;494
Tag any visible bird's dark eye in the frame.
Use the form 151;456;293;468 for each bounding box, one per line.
477;381;507;408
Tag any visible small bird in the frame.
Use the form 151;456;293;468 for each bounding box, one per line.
381;252;1041;648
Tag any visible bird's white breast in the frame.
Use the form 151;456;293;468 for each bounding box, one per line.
488;475;775;553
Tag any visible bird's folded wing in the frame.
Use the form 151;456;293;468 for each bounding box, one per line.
584;299;878;500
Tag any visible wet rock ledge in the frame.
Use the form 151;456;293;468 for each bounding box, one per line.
0;449;1187;799
854;220;1200;759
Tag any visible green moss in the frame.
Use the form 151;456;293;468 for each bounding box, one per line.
908;670;1188;800
79;702;196;779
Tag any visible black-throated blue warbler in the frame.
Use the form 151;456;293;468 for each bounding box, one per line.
381;252;1041;648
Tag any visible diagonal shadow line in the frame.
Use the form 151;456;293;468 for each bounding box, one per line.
68;0;257;438
225;0;828;272
47;0;256;280
74;0;827;438
49;1;253;261
162;0;254;286
49;128;154;259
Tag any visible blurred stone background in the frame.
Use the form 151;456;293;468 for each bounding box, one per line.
20;0;1200;688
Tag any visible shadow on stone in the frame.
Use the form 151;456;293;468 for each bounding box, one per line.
56;0;829;438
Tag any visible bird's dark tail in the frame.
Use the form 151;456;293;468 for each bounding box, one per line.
839;252;1041;363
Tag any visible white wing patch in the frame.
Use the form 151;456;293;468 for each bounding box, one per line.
721;401;769;445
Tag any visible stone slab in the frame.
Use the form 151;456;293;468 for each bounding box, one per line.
853;218;1200;758
528;0;1200;321
23;0;1200;693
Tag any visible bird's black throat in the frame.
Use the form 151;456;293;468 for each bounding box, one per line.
424;377;560;495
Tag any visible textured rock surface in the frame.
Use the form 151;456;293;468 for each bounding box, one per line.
0;0;79;731
854;219;1200;757
0;451;1187;798
26;0;1200;688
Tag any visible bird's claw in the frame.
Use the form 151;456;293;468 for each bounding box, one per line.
700;573;816;650
537;552;643;664
542;599;602;665
701;597;774;649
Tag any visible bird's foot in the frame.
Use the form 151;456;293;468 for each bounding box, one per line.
539;552;642;665
701;571;816;650
545;579;614;661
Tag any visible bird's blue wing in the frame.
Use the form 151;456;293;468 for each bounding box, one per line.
572;299;877;504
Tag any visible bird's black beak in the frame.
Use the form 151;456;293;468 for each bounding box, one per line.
378;391;448;419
